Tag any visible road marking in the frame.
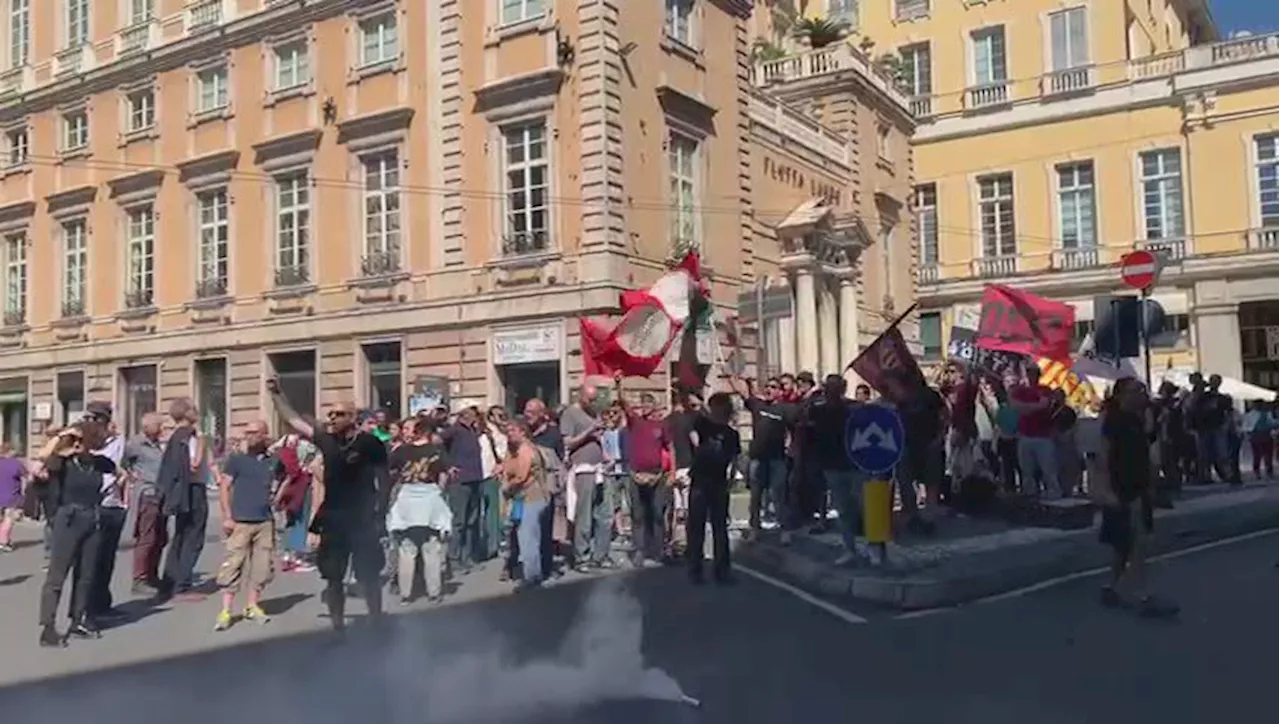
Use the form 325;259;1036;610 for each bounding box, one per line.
733;563;868;625
893;528;1278;619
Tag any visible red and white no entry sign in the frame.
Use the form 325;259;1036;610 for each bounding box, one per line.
1120;250;1160;290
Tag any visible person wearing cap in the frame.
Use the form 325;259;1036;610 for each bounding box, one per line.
82;402;129;621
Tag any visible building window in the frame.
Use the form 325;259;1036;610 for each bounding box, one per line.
9;0;29;67
876;123;891;160
65;0;88;47
3;127;27;168
118;365;157;439
194;358;227;443
197;189;229;297
273;40;310;91
196;65;229;112
269;350;316;434
125;205;155;308
502;121;549;256
894;0;929;22
127;89;155;133
2;233;25;325
899;42;932;96
363;342;402;419
275;173;311;285
56;371;84;427
919;312;942;361
1056;161;1096;248
61;218;87;315
1149;312;1190;349
1048;7;1089;70
828;0;859;30
501;0;545;26
1255;133;1278;228
362;152;401;270
668;130;700;249
1139;148;1184;239
62;110;88;151
664;0;696;47
977;173;1016;258
915;183;938;268
971;26;1007;85
358;11;398;66
128;0;154;24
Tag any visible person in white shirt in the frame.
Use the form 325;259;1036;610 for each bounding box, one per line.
480;405;510;562
83;402;128;622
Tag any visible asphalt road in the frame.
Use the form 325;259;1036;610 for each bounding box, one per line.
0;520;1274;724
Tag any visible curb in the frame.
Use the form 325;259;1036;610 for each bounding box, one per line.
735;489;1278;610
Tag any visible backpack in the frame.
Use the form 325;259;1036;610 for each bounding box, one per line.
534;445;565;496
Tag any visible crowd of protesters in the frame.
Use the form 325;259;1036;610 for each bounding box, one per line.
1;356;1274;645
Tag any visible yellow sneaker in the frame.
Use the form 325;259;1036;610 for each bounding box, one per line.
213;609;233;632
243;604;270;624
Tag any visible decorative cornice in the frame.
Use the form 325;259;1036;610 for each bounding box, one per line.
107;168;165;200
336;106;414;145
45;185;97;216
473;67;565;116
0;200;36;227
177;149;240;186
657;84;718;129
251;128;322;167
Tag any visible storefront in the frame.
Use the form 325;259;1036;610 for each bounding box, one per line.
492;323;564;413
1239;300;1279;391
0;376;27;453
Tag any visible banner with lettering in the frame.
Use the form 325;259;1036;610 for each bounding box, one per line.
848;321;930;407
976;284;1075;361
948;324;1028;381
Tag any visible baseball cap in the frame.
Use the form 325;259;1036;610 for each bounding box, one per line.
84;401;113;422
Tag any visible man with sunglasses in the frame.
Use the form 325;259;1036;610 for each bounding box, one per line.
728;375;792;544
267;380;387;632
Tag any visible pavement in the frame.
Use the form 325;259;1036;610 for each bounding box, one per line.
0;498;1275;723
737;481;1279;609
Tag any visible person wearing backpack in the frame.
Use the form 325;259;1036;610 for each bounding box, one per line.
501;416;557;590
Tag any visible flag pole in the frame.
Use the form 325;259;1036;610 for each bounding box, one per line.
845;302;919;371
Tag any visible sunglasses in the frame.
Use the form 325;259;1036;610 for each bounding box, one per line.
327;410;350;420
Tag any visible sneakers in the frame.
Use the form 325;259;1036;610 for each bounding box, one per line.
67;619;101;639
213;609;233;632
39;625;65;648
243;605;270;624
0;543;14;553
833;552;859;567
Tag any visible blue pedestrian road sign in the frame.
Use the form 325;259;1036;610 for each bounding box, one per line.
845;403;906;476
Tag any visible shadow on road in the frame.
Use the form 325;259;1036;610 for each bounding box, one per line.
0;573;32;587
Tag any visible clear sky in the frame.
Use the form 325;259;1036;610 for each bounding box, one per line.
1210;0;1278;34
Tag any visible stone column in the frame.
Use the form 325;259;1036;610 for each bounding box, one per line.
836;268;860;384
818;276;839;376
777;314;797;376
793;261;820;375
1193;304;1244;382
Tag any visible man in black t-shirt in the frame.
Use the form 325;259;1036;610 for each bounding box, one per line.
686;393;741;585
802;375;864;566
729;375;791;542
268;379;386;632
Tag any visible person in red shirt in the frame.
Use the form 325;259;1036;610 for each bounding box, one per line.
618;390;672;567
1010;363;1062;499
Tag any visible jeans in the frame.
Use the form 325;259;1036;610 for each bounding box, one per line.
1250;433;1276;478
86;506;127;614
284;489;311;556
822;468;867;553
481;477;502;560
447;480;485;569
1195;429;1231;483
627;475;670;562
396;528;444;600
996;438;1020;494
162;487;208;592
132;490;168;584
518;499;551;582
40;505;100;627
1018;437;1060;497
572;473;612;565
748;458;789;531
686;483;730;578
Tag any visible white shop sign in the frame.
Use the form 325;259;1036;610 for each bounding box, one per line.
492;325;562;366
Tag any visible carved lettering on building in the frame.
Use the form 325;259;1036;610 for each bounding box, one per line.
762;156;843;207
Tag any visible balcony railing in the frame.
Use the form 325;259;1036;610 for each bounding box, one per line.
974;255;1017;278
2;309;24;327
1129;32;1278;80
1135;237;1187;261
61;298;86;318
908;95;932;117
360;250;402;277
1204;32;1279;65
124;288;154;309
966;81;1009;110
752;43;910;108
54;44;92;77
917;264;939;284
1042;66;1094;96
1052;247;1100;270
195;276;228;299
747;92;851;166
118;20;156;56
274;264;310;288
0;66;33;97
1247;226;1279;251
187;0;223;31
501;231;550;257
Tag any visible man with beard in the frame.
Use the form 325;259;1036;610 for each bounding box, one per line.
213;420;281;631
268;380;386;632
559;383;614;571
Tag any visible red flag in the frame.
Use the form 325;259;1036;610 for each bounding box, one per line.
976;284;1075;361
848;324;929;407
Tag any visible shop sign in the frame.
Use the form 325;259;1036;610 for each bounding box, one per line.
492;325;561;366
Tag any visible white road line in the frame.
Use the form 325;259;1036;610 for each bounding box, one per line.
893;527;1277;619
733;563;869;625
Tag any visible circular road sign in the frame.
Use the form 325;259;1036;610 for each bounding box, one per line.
844;403;906;476
1120;250;1160;290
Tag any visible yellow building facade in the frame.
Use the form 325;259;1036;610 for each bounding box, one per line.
0;0;912;453
755;0;1279;388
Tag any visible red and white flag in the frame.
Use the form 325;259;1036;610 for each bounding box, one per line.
581;253;705;379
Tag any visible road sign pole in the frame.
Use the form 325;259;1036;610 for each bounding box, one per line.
1141;286;1153;391
845;403;906;567
862;478;893;545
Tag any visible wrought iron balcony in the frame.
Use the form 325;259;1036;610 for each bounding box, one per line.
360;250;401;277
195;276;228;299
274;264;310;288
61;298;86;318
501;231;549;257
2;309;24;327
124;288;154;309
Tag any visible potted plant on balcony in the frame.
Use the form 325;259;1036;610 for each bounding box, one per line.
791;16;850;49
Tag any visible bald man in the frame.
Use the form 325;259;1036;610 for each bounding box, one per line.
559;383;614;571
213;419;280;631
123;413;169;593
267;380;386;632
